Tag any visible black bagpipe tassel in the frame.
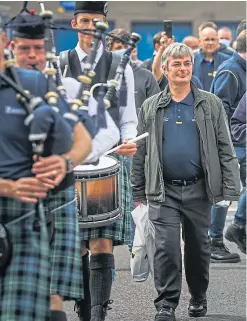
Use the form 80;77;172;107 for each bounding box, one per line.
96;85;107;131
118;73;128;108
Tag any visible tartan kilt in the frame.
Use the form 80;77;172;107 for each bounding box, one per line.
0;197;50;321
43;185;83;301
80;155;132;246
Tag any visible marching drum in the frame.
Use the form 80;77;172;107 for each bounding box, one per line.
74;156;122;228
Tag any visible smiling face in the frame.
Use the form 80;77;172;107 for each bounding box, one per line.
71;12;106;52
199;27;219;55
11;37;46;71
163;55;193;86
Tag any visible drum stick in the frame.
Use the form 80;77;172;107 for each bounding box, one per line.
104;132;149;156
63;65;68;78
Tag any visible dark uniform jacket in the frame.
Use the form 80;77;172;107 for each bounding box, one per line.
192;50;229;90
141;55;155;71
230;93;246;146
210;52;246;123
131;83;240;204
130;62;160;113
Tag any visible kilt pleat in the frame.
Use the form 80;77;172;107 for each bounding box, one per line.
44;186;83;301
0;197;50;321
80;155;132;246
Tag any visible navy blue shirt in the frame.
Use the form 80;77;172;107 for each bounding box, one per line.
162;91;203;181
193;50;229;91
200;60;215;92
0;68;73;180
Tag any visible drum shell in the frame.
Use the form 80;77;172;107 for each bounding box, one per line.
74;156;122;228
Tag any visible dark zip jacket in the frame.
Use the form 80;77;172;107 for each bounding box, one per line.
131;83;240;204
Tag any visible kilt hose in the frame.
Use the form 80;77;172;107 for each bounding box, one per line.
80;155;132;246
43;185;83;301
0;197;50;321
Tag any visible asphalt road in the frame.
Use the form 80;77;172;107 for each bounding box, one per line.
64;209;246;321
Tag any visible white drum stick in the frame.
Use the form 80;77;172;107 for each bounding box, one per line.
63;65;68;78
104;132;149;156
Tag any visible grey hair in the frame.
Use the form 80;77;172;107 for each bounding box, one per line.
161;43;194;67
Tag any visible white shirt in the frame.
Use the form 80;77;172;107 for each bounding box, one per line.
75;42;138;140
62;77;120;163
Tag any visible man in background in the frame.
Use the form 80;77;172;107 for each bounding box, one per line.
182;36;200;50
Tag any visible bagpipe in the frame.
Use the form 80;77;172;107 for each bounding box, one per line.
2;1;142;134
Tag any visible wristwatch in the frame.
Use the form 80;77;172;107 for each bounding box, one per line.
61;155;74;173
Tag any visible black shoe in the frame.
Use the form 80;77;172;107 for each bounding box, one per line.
74;300;91;321
91;300;113;321
188;296;207;317
225;224;246;254
210;239;241;263
155;305;176;321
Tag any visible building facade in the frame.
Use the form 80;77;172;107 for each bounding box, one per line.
1;1;246;60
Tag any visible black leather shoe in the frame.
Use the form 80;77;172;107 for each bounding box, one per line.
188;297;207;317
155;305;176;321
211;239;241;263
225;224;246;254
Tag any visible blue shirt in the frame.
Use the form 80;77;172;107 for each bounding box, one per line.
193;50;229;91
0;68;73;179
162;91;203;180
200;60;214;92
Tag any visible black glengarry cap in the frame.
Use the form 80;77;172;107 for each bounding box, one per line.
13;13;45;39
74;1;108;17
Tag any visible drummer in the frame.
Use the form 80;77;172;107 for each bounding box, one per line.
11;11;92;321
59;2;138;320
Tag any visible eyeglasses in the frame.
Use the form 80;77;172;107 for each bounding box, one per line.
170;61;193;68
202;38;218;42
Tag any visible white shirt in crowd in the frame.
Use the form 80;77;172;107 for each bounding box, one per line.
62;77;120;163
75;42;138;141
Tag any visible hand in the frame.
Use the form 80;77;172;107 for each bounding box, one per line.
32;155;67;187
12;177;49;203
116;139;137;157
160;32;174;50
135;200;147;207
215;200;231;208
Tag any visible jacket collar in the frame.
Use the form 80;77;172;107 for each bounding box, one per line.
234;52;246;72
156;81;205;110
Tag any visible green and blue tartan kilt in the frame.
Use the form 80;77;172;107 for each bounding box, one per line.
0;197;50;321
43;185;83;301
80;155;132;246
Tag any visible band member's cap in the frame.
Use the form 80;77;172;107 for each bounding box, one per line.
74;1;108;17
13;13;45;39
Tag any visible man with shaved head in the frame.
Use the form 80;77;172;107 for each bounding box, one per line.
192;26;229;91
182;36;200;50
197;21;234;57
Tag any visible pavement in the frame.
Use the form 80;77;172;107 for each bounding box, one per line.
64;204;246;321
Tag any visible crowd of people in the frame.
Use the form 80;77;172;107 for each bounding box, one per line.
0;1;246;321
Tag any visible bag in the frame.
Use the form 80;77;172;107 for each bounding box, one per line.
130;204;155;282
0;223;12;274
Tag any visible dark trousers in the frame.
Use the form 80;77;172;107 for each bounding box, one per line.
149;179;211;310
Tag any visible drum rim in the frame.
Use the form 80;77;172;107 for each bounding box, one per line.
74;156;120;178
78;207;122;228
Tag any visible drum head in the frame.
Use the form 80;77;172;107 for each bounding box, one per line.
74;156;119;179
